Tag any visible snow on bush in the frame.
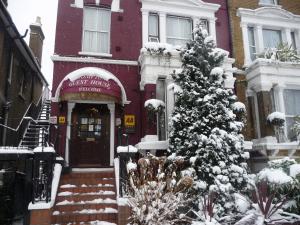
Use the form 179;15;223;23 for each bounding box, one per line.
291;115;300;140
258;43;300;63
257;168;293;185
267;112;285;126
141;42;179;57
268;157;297;173
167;83;183;94
126;154;196;225
290;164;300;178
236;157;300;223
210;67;224;83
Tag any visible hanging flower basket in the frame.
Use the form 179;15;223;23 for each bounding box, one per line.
144;99;165;124
267;112;286;127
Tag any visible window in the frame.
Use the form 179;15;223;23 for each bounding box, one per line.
166;16;192;46
149;13;159;42
18;67;27;98
291;31;297;51
82;7;111;54
263;29;282;48
199;19;209;34
156;78;166;141
248;27;256;60
283;89;300;140
260;0;277;5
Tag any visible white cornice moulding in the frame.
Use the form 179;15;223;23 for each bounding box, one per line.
246;59;300;92
140;0;220;19
71;0;123;12
237;7;300;28
51;55;138;66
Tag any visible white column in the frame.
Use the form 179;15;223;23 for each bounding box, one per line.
209;18;217;43
241;23;251;66
193;17;199;31
66;102;75;167
142;10;149;46
111;0;120;12
108;103;115;166
253;92;261;138
273;84;286;113
296;29;300;54
255;25;264;54
159;12;167;43
284;28;292;46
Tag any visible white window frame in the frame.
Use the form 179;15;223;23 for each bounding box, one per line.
199;19;209;34
281;87;300;141
291;31;297;51
259;0;278;6
248;26;257;61
238;7;300;66
148;13;159;42
80;7;112;57
140;1;219;46
166;15;193;46
262;28;283;49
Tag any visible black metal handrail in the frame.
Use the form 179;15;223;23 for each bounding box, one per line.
32;152;55;204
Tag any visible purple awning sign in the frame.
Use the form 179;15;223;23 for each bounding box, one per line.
60;75;122;100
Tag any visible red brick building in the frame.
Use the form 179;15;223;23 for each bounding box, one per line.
51;0;235;169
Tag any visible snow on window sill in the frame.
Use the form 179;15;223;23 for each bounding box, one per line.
252;136;299;151
78;51;112;58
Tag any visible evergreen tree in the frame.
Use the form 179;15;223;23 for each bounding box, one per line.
168;25;249;220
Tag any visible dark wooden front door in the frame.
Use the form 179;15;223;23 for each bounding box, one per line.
70;104;110;167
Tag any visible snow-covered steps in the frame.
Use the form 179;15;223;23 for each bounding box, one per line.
51;171;118;225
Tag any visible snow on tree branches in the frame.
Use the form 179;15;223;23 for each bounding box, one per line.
168;24;250;222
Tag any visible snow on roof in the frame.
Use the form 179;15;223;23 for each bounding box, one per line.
141;42;180;56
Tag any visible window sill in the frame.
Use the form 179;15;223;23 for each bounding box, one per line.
78;51;113;58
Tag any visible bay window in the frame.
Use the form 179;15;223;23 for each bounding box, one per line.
148;13;159;42
166;16;192;46
82;7;111;54
263;29;282;48
283;89;300;140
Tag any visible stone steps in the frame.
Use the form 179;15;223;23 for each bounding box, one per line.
51;171;118;225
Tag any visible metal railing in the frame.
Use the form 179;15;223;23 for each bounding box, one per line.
32;152;55;204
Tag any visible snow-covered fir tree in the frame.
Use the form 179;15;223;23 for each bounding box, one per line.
168;25;249;221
